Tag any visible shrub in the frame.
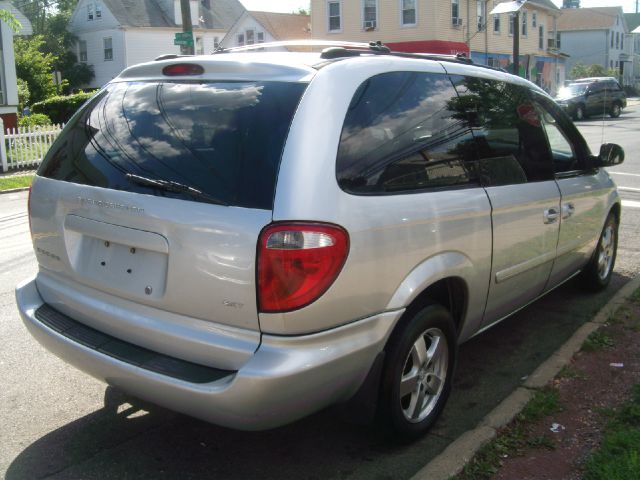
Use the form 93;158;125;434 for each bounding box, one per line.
18;113;52;128
31;91;96;124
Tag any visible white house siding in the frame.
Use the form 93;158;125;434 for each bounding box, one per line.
77;28;127;88
219;13;278;49
125;29;226;67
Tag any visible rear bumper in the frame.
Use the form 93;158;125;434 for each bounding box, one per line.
16;276;403;430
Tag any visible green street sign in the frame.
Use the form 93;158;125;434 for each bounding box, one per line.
174;38;194;46
175;31;193;41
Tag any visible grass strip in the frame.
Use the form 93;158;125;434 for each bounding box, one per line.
454;386;562;480
583;384;640;480
0;175;33;191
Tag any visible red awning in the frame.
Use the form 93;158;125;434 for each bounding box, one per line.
386;40;470;56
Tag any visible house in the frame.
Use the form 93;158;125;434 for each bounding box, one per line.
0;1;32;130
68;0;245;88
219;11;311;50
310;0;566;94
624;12;640;89
557;6;632;85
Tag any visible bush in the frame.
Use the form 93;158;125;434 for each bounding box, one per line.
18;113;52;128
31;91;96;124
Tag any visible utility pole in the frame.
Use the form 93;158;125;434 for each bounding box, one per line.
513;12;520;76
180;0;195;55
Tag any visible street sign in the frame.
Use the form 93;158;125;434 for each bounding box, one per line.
174;31;194;46
174;38;194;46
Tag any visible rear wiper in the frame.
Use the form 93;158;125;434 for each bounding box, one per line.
125;173;228;206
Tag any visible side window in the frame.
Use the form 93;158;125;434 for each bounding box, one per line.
450;77;553;186
533;95;590;174
336;71;479;194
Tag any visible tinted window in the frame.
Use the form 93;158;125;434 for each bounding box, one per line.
336;71;479;194
39;81;306;209
533;94;591;173
450;77;553;186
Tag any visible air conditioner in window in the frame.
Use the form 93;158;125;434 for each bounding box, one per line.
452;17;463;27
363;20;376;30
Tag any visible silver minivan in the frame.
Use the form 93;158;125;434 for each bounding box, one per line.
16;43;624;439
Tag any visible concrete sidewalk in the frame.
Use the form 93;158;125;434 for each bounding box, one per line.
411;274;640;480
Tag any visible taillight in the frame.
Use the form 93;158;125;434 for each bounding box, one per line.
257;223;349;313
162;63;204;76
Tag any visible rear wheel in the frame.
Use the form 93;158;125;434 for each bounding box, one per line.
610;103;621;118
581;213;618;291
378;304;456;440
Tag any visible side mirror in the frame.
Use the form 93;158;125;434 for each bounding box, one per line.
597;143;625;167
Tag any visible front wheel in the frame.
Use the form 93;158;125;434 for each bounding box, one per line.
378;304;457;440
581;213;618;291
610;103;621;118
573;104;586;121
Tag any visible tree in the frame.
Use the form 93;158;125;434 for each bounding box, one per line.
14;36;58;104
12;1;94;92
0;9;21;32
570;62;589;80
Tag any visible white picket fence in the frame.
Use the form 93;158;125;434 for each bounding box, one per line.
0;118;65;172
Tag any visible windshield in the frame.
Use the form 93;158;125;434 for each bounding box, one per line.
39;80;307;209
556;84;588;99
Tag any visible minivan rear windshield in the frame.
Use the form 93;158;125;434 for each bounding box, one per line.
38;80;307;209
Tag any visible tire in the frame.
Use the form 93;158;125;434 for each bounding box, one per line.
581;213;618;291
378;303;457;441
610;103;621;118
573;104;586;121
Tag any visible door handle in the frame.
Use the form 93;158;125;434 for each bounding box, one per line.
562;203;575;219
543;208;559;224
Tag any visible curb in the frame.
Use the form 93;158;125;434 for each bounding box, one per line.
410;274;640;480
0;187;29;195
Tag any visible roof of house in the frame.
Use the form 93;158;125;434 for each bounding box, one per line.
0;0;33;35
526;0;561;12
624;13;640;32
100;0;244;29
248;11;311;41
557;6;625;31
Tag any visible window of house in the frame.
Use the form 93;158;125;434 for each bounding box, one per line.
79;40;88;62
363;0;377;29
509;13;514;35
328;1;341;31
246;30;255;45
237;33;244;46
257;32;264;43
214;36;220;49
621;34;624;50
103;37;113;61
95;2;102;18
336;71;479;194
452;0;460;22
494;14;500;33
616;32;619;49
401;0;416;26
87;3;94;20
556;32;561;49
521;12;527;36
532;12;537;27
539;25;544;50
611;31;614;48
196;37;204;55
477;0;486;31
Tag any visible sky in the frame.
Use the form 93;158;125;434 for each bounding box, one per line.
239;0;640;14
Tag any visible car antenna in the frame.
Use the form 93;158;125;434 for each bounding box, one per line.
601;85;608;146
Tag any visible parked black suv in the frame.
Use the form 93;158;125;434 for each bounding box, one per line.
555;77;626;120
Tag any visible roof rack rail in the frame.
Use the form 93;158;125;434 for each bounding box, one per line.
208;39;506;72
154;54;190;61
211;39;380;54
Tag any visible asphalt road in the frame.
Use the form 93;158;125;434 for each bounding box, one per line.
1;105;639;480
